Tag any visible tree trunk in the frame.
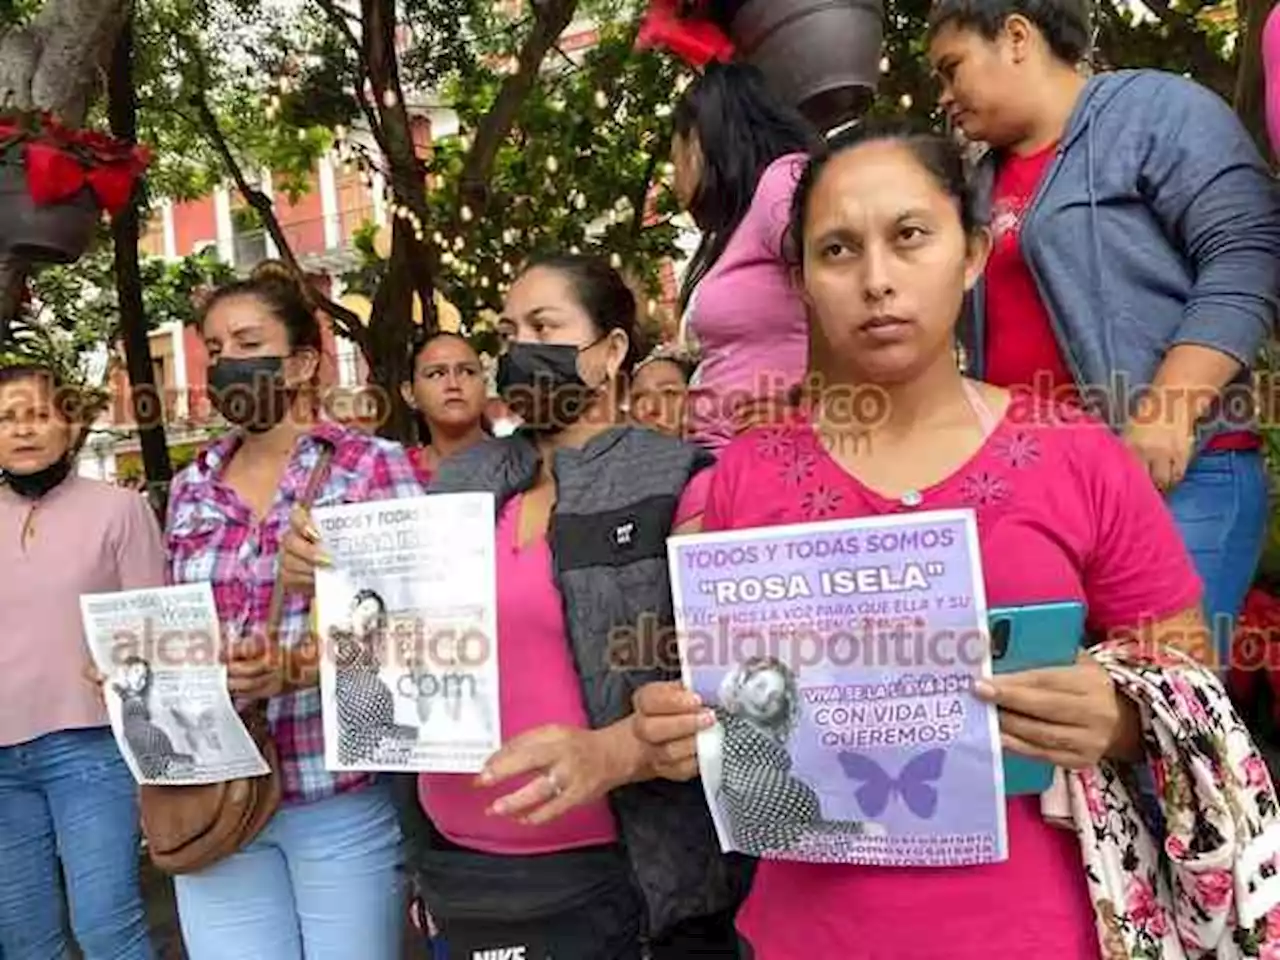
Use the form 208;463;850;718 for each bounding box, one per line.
1234;0;1273;164
0;0;131;339
108;15;172;518
361;0;437;443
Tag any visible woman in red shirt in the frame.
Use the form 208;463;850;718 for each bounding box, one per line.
401;330;488;485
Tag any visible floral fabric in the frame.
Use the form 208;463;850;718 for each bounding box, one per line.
1063;643;1280;958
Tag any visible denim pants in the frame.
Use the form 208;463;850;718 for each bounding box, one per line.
0;726;152;960
1166;450;1270;667
173;781;405;960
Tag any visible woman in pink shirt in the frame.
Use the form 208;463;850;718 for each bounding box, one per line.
672;62;820;450
0;362;166;959
401;329;489;484
286;255;747;958
633;125;1212;958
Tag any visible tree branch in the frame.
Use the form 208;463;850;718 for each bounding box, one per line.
187;91;369;349
313;0;388;154
630;145;664;240
361;0;436;329
457;0;579;213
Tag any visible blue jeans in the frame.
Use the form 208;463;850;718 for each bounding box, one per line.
0;726;152;960
1166;450;1270;667
173;782;404;960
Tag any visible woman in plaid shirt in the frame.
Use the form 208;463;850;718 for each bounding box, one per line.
165;273;421;960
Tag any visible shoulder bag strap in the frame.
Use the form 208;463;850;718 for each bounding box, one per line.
265;438;335;643
242;439;335;723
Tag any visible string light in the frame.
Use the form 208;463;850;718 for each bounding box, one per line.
452;236;464;251
460;205;473;222
545;157;559;174
480;276;490;288
609;253;622;269
574;193;587;211
594;90;608;110
382;89;399;108
433;232;444;246
899;94;914;109
880;57;890;74
570;245;581;255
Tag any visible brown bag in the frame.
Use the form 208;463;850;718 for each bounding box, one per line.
140;442;334;875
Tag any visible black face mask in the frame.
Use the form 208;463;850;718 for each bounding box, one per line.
207;357;292;433
496;341;604;433
4;455;73;500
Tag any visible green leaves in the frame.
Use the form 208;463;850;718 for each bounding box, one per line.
3;242;234;401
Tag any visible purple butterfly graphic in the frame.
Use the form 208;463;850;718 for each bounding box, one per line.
837;748;947;819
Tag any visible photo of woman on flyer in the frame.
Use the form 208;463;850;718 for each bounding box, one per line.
703;655;882;855
331;589;418;765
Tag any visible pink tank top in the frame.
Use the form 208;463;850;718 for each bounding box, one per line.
417;494;618;854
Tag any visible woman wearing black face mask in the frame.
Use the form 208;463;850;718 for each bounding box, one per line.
165;273;422;960
280;254;748;959
0;362;165;959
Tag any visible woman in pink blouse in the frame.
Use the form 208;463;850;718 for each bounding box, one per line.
401;329;489;485
283;255;747;959
671;62;820;450
0;362;166;959
633;125;1212;958
165;274;421;959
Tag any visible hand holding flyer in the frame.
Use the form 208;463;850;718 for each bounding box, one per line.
79;583;270;786
313;493;500;773
668;510;1007;867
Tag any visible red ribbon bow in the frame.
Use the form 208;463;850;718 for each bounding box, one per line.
0;114;151;216
636;0;735;67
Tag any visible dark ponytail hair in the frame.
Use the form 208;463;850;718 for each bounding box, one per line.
405;329;487;444
198;265;324;355
518;254;645;374
673;62;821;311
786;121;981;272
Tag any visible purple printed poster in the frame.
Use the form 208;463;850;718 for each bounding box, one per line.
667;510;1008;867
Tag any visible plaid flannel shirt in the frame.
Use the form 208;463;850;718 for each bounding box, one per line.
165;422;423;805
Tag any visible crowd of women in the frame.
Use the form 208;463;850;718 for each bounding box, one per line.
3;0;1280;957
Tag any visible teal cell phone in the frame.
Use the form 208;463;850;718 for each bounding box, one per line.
989;601;1086;796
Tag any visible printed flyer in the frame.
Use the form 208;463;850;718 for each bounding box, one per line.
314;493;499;774
668;510;1007;867
80;583;270;786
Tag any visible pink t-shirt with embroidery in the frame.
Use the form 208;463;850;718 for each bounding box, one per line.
684;153;809;451
702;393;1202;959
418;467;713;855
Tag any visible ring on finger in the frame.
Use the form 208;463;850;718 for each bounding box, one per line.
545;769;564;797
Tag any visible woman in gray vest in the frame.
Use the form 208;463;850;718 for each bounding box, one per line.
281;254;744;959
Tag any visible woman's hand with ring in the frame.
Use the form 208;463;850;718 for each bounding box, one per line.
478;721;646;825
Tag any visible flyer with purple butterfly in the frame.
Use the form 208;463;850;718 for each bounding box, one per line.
667;510;1008;867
